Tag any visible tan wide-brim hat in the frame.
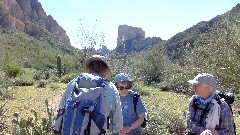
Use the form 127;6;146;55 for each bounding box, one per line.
83;55;111;79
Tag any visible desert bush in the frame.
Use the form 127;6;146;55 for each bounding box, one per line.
21;57;32;68
0;87;14;99
48;73;60;83
12;100;54;135
15;77;33;86
140;85;188;134
14;68;35;86
2;62;22;78
0;73;15;99
49;82;60;91
33;69;50;80
142;108;187;135
130;46;173;85
33;70;44;81
0;101;8;133
142;110;169;134
60;55;82;75
33;68;57;82
163;110;186;134
132;82;151;96
37;79;47;88
60;73;79;83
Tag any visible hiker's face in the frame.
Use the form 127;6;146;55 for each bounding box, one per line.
193;84;211;99
116;81;131;96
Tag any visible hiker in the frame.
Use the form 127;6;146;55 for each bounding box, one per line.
114;73;147;135
53;55;123;135
186;73;235;135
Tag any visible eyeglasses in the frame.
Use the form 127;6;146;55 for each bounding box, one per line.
116;85;131;90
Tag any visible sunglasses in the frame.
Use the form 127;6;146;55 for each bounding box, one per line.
116;85;131;90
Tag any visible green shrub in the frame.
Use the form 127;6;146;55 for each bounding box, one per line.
140;86;188;134
142;107;187;134
14;68;35;86
142;110;169;134
33;70;41;80
47;70;60;83
15;77;34;86
49;82;60;91
60;73;79;83
37;79;47;88
0;101;8;133
2;63;22;78
0;87;14;99
130;46;173;85
132;82;150;96
33;69;56;81
0;73;15;99
12;100;54;135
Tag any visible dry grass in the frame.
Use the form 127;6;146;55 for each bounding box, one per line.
0;83;65;132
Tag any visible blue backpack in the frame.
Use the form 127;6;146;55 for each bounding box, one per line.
54;73;107;135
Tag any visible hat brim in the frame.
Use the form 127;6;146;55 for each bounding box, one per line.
188;80;199;85
83;57;111;79
115;80;134;84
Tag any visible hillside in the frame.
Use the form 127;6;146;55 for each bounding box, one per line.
163;3;240;59
0;26;80;70
0;0;80;71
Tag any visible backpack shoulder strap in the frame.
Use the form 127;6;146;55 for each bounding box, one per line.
133;93;140;112
199;101;211;125
192;98;211;125
192;98;198;111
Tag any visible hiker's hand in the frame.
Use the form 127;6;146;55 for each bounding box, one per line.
200;129;218;135
119;126;131;135
200;129;212;135
209;129;218;135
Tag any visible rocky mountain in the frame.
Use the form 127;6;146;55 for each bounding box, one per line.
116;24;163;54
0;0;70;43
0;0;78;70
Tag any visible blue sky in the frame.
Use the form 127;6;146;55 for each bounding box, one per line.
38;0;239;50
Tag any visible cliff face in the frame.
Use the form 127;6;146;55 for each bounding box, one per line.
117;24;145;46
0;0;70;43
117;24;163;53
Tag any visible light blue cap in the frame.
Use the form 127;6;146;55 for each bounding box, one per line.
114;73;134;84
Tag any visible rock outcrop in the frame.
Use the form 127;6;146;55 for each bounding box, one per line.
117;24;145;46
0;0;70;43
117;24;163;53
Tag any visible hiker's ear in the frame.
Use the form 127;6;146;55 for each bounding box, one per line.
102;68;108;78
85;67;91;73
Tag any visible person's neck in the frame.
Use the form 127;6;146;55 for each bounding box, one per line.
199;92;213;100
201;94;210;100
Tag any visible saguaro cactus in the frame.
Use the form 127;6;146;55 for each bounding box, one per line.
57;55;62;77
